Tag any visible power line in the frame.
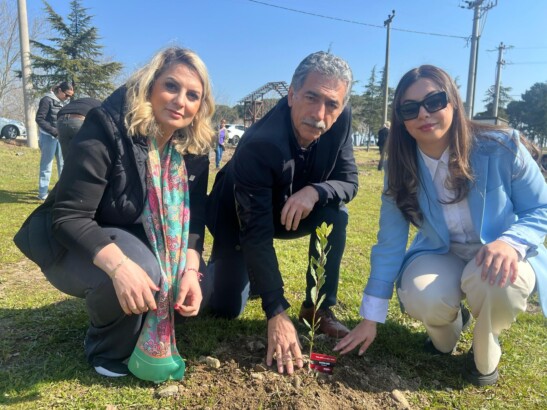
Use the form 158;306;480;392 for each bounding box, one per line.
507;61;547;65
246;0;468;40
511;46;547;50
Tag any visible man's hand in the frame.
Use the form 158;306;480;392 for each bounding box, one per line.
333;319;377;355
266;311;304;374
475;240;520;287
280;186;319;231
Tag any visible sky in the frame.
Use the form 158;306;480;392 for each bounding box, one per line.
27;0;547;113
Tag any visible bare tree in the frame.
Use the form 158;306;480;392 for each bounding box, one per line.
0;0;44;120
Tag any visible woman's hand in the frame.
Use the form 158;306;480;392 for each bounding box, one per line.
111;259;160;315
93;243;159;316
174;269;203;317
475;240;520;287
333;319;377;355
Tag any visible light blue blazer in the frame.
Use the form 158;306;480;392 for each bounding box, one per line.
365;130;547;316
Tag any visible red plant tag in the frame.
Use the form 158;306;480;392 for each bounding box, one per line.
310;353;337;374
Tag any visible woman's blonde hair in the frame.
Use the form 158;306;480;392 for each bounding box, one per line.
125;47;215;155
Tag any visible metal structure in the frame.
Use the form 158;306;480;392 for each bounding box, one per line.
239;81;289;128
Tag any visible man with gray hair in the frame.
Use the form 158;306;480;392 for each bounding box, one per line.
205;51;358;374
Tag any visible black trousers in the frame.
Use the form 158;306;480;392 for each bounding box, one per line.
44;227;161;368
202;203;349;318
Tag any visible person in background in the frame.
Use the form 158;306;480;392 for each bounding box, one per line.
206;51;358;375
334;65;547;387
14;47;215;381
57;97;102;159
377;121;390;171
215;119;227;169
35;81;73;200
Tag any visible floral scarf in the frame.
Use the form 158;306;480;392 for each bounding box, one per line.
128;137;190;382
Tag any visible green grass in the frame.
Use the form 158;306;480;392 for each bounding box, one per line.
1;142;546;409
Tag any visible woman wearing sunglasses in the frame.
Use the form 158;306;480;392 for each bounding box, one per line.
335;65;547;386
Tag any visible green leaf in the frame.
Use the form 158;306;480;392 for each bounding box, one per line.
310;267;317;283
320;236;327;249
315;240;322;255
317;276;325;289
310;286;317;302
317;294;326;308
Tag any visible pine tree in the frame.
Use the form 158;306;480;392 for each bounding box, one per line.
363;66;384;136
29;0;122;98
474;84;513;119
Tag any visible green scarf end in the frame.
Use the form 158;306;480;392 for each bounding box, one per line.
128;349;186;383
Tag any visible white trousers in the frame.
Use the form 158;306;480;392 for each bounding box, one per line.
398;243;536;374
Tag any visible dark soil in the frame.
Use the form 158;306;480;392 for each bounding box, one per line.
167;335;419;409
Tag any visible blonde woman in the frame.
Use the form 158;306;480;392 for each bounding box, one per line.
15;47;215;381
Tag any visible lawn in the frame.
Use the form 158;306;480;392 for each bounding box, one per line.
0;141;546;409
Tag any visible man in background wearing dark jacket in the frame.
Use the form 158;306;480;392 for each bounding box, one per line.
205;51;358;375
57;97;102;159
377;122;390;171
35;81;73;200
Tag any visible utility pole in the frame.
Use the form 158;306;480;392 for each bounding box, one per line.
462;0;497;119
17;0;38;148
492;42;510;119
382;10;395;126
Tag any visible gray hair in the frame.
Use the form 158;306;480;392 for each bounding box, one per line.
290;51;353;106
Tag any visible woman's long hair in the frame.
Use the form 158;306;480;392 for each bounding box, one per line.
124;47;215;155
386;65;486;226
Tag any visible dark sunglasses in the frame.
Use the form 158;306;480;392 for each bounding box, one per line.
397;91;448;121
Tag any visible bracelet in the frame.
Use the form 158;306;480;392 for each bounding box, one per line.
109;255;129;279
185;267;203;282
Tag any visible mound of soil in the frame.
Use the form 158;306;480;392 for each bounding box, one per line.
156;335;420;409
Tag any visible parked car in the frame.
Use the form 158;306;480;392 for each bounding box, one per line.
0;117;27;139
225;124;245;146
351;132;375;146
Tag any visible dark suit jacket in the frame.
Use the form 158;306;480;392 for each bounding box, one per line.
207;96;358;295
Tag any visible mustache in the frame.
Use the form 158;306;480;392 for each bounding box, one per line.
302;118;326;131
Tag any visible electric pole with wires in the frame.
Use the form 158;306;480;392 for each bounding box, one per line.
461;0;497;119
382;10;395;126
